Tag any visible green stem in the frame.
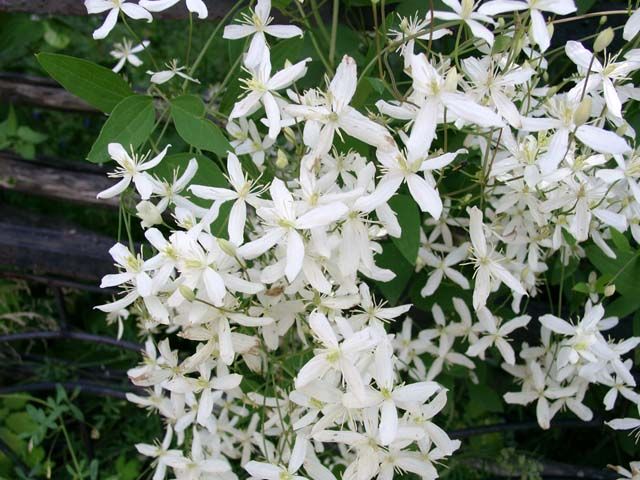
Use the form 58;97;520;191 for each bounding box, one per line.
185;2;243;89
329;0;340;67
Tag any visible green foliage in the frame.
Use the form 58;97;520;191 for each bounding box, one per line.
374;241;414;304
0;13;43;65
388;194;420;266
87;95;156;164
36;53;134;113
170;95;231;157
0;106;47;159
586;233;640;317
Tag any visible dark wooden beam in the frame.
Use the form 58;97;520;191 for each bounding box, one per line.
0;0;238;20
0;73;97;113
0;151;118;208
0;206;116;283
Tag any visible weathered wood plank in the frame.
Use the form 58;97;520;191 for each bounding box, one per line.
0;206;116;282
0;152;118;208
0;0;237;20
0;73;97;113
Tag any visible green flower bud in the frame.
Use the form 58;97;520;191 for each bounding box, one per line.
276;148;289;169
573;97;592;126
594;27;614;53
179;285;196;302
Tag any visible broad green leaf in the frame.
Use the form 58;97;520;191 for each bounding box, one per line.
586;244;640;298
87;95;156;164
611;229;632;253
606;294;640;318
374;241;413;305
170;95;231;157
36;53;133;113
467;383;504;418
388;195;420;265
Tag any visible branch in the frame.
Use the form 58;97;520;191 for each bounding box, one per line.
0;152;118;208
0;0;239;20
0;73;96;112
0;330;142;352
449;418;604;439
0;381;143;399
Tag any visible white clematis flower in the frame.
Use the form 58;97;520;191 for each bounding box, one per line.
85;0;152;40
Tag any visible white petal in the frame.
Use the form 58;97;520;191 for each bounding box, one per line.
285;230;305;282
407;174;443;218
92;8;119;40
530;9;550;52
575;125;630;154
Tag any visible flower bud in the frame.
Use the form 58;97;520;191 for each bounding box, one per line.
284;127;296;145
179;285;196;302
604;284;616;297
218;237;237;257
136;200;163;228
276;148;289;169
599;15;608;26
444;67;458;91
594;27;614;53
573;97;592;126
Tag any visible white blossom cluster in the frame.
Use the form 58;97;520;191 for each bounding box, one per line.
86;0;640;477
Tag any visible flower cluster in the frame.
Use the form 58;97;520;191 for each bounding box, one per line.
88;0;640;477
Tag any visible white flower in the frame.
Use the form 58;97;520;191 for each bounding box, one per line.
139;0;208;19
565;40;637;118
85;0;152;40
97;143;170;200
244;435;307;480
344;339;441;445
433;0;496;45
110;38;149;72
294;312;377;395
467;206;526;310
420;243;470;296
230;50;310;139
135;427;184;480
190;153;263;245
539;303;615;368
285;55;395;158
238;178;348;281
466;307;530;365
147;59;200;84
503;360;577;429
223;0;303;68
479;0;577;51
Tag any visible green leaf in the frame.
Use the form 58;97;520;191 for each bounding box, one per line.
87;95;156;164
36;53;133;113
170;95;231;157
374;241;413;305
586;244;640;298
467;383;504;418
388;195;420;265
492;35;511;54
17;126;47;144
607;294;640;318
